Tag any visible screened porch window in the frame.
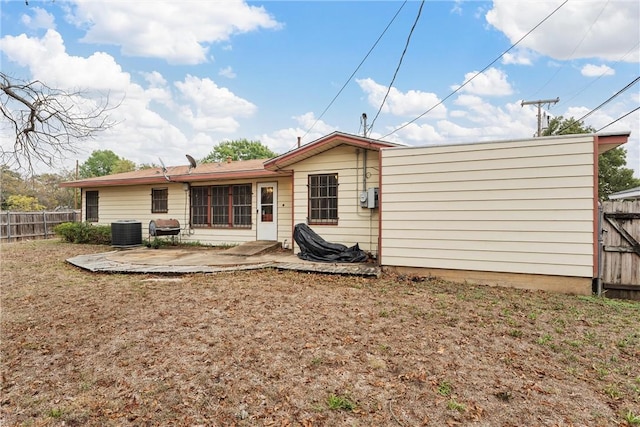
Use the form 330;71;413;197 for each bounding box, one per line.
191;184;252;228
308;174;338;225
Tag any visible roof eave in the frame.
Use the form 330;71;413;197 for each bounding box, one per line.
596;131;631;155
60;169;291;188
265;131;397;171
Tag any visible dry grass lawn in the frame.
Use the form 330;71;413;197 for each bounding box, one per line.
1;240;639;426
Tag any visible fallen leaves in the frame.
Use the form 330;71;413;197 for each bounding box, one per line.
1;240;639;426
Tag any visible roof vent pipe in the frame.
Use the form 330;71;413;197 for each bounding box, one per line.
297;136;301;148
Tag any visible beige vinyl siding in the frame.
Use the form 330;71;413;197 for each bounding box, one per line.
82;177;294;246
290;145;380;254
273;177;293;246
83;184;187;239
380;134;596;277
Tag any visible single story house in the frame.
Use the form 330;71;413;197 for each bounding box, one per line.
608;186;640;200
62;130;630;295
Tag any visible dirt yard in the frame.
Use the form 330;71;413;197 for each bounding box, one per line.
1;240;639;426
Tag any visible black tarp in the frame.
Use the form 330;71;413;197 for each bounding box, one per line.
293;223;368;263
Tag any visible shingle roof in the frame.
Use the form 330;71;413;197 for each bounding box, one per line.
264;131;401;171
61;158;289;188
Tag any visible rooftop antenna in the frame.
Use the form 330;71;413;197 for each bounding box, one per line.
158;157;171;181
185;154;197;173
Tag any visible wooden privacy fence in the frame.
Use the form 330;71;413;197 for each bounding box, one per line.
600;200;640;300
0;211;80;242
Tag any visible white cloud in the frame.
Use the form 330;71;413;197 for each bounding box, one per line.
0;28;264;171
219;66;237;79
391;122;446;145
174;75;256;133
356;78;447;118
501;49;534;65
581;64;615;77
141;71;168;88
453;67;513;96
66;0;282;64
258;113;334;155
486;1;640;62
450;1;463;15
0;29;130;91
21;7;56;30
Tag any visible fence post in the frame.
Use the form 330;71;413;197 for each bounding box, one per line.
43;211;48;238
7;212;11;241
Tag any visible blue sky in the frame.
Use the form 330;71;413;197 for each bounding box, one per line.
1;0;639;177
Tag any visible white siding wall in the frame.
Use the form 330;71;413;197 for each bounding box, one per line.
380;135;596;277
290;145;380;254
83;177;293;246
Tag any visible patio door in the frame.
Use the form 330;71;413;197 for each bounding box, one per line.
257;182;277;241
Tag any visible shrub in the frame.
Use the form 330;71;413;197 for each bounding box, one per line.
54;222;111;245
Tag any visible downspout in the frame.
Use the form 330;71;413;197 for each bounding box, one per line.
377;148;383;266
593;135;600;294
597;201;604;296
183;182;192;236
291;170;295;253
363;147;367;192
356;148;360;208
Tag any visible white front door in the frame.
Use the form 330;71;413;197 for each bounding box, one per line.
257;182;277;241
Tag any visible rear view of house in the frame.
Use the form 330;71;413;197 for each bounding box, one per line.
62;131;631;295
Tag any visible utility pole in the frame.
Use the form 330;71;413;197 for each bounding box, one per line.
521;97;559;137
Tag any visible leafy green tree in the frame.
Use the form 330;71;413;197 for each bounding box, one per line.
28;172;77;209
542;116;639;200
5;194;45;211
79;150;135;178
112;158;137;174
598;147;640;199
543;116;595;135
138;162;159;170
1;167;27;209
201;139;278;163
1;167;78;210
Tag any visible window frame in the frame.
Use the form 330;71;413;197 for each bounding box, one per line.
190;184;253;229
85;190;99;222
308;173;339;225
151;188;168;213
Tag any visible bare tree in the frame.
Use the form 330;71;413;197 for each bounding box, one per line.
1;72;117;173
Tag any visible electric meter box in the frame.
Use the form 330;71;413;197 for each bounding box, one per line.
367;187;378;209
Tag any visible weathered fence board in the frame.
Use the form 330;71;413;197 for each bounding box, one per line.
601;200;640;300
0;211;79;242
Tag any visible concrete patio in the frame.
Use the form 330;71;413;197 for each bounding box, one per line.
66;241;381;277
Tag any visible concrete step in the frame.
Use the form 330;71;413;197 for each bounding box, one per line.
221;240;281;256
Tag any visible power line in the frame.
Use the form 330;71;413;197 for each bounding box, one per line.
596;106;640;133
295;1;408;149
555;76;640;134
577;76;639;122
528;0;610;99
558;41;639;108
381;0;568;140
368;0;424;135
